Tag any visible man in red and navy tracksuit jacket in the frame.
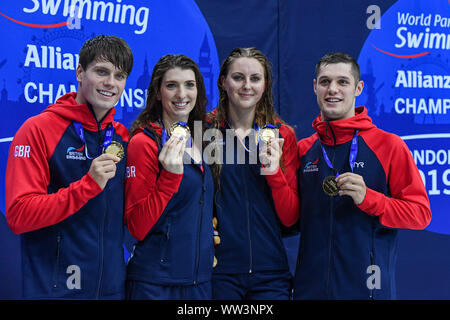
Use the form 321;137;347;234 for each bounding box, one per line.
294;52;431;300
5;35;133;299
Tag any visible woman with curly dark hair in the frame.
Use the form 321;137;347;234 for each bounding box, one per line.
125;54;215;299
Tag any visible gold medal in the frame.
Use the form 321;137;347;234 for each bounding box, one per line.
103;141;124;160
259;126;277;143
322;175;339;196
169;122;190;140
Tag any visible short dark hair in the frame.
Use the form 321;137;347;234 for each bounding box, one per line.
315;52;360;84
79;35;133;76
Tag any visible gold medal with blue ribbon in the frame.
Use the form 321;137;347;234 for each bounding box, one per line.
169;121;190;140
103;141;124;160
259;124;277;143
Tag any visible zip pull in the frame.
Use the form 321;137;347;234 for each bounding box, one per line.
199;185;205;204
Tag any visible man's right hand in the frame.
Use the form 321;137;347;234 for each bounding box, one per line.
88;153;121;189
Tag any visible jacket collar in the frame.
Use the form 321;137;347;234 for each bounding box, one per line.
41;92;116;131
312;106;376;146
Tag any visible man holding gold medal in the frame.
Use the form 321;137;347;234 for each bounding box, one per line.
5;35;133;299
294;52;431;299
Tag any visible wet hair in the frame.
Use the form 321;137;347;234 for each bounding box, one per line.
129;54;207;137
213;47;279;127
315;52;361;84
78;35;133;76
209;47;293;193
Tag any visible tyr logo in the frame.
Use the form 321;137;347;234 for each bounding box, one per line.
355;161;365;168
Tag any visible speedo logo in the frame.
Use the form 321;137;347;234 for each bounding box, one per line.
303;158;319;173
66;145;86;160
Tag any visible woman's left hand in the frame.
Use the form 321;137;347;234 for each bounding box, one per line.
259;138;284;173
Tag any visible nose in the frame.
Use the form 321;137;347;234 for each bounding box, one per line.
176;86;186;99
103;74;115;87
243;78;251;90
327;80;338;94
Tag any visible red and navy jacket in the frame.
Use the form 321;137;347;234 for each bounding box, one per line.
209;111;299;274
5;92;129;299
294;107;431;299
124;123;214;286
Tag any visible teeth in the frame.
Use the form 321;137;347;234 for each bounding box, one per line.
326;99;340;102
174;102;188;107
99;90;113;97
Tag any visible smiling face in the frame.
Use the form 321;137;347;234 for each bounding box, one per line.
158;67;197;126
314;62;364;121
76;60;127;121
221;57;266;113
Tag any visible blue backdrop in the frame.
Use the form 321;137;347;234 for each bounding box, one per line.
1;0;449;299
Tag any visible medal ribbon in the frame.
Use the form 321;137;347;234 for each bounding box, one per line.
73;122;113;159
158;119;169;146
227;120;265;152
320;130;359;177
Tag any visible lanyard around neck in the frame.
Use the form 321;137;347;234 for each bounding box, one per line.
320;130;359;177
73;122;113;159
227;120;263;153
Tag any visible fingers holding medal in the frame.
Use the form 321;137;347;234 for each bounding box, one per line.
322;172;367;205
158;122;189;175
103;141;124;163
259;124;283;173
335;172;367;205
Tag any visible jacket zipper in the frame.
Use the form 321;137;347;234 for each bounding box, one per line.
52;233;62;289
369;221;375;299
96;121;106;299
161;221;171;262
194;173;206;285
324;124;337;298
241;165;253;274
325;196;334;298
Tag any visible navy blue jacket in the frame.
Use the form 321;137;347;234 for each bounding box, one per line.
6;93;129;299
125;124;214;285
294;107;431;299
212;121;298;274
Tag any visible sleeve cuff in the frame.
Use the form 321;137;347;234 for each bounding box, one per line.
263;165;286;188
157;169;183;194
84;173;105;195
357;187;384;216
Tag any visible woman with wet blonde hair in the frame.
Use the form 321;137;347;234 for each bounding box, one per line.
208;47;299;299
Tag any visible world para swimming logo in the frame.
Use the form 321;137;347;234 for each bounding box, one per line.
357;0;450;235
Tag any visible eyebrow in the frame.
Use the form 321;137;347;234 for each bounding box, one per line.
230;72;263;76
318;75;351;81
164;79;196;83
